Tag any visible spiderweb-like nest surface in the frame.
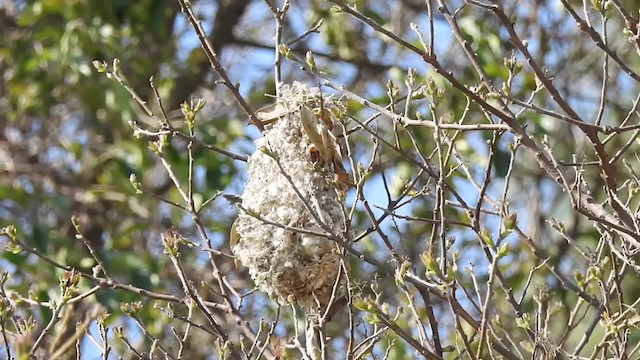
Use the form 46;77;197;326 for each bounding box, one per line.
233;82;346;311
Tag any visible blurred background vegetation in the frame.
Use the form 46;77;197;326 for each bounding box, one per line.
2;0;640;358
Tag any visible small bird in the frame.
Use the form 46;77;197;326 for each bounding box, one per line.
299;104;350;189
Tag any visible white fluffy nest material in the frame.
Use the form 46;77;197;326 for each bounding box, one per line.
233;82;346;311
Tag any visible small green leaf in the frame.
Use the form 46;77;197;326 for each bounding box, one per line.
420;251;439;276
278;44;294;60
504;213;517;231
497;242;510;258
92;60;107;73
305;51;316;72
480;228;495;249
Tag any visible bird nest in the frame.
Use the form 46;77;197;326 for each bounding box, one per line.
232;82;348;311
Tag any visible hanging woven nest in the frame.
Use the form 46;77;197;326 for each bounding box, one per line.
232;82;348;311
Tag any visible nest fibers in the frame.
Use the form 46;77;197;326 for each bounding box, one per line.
232;82;347;311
